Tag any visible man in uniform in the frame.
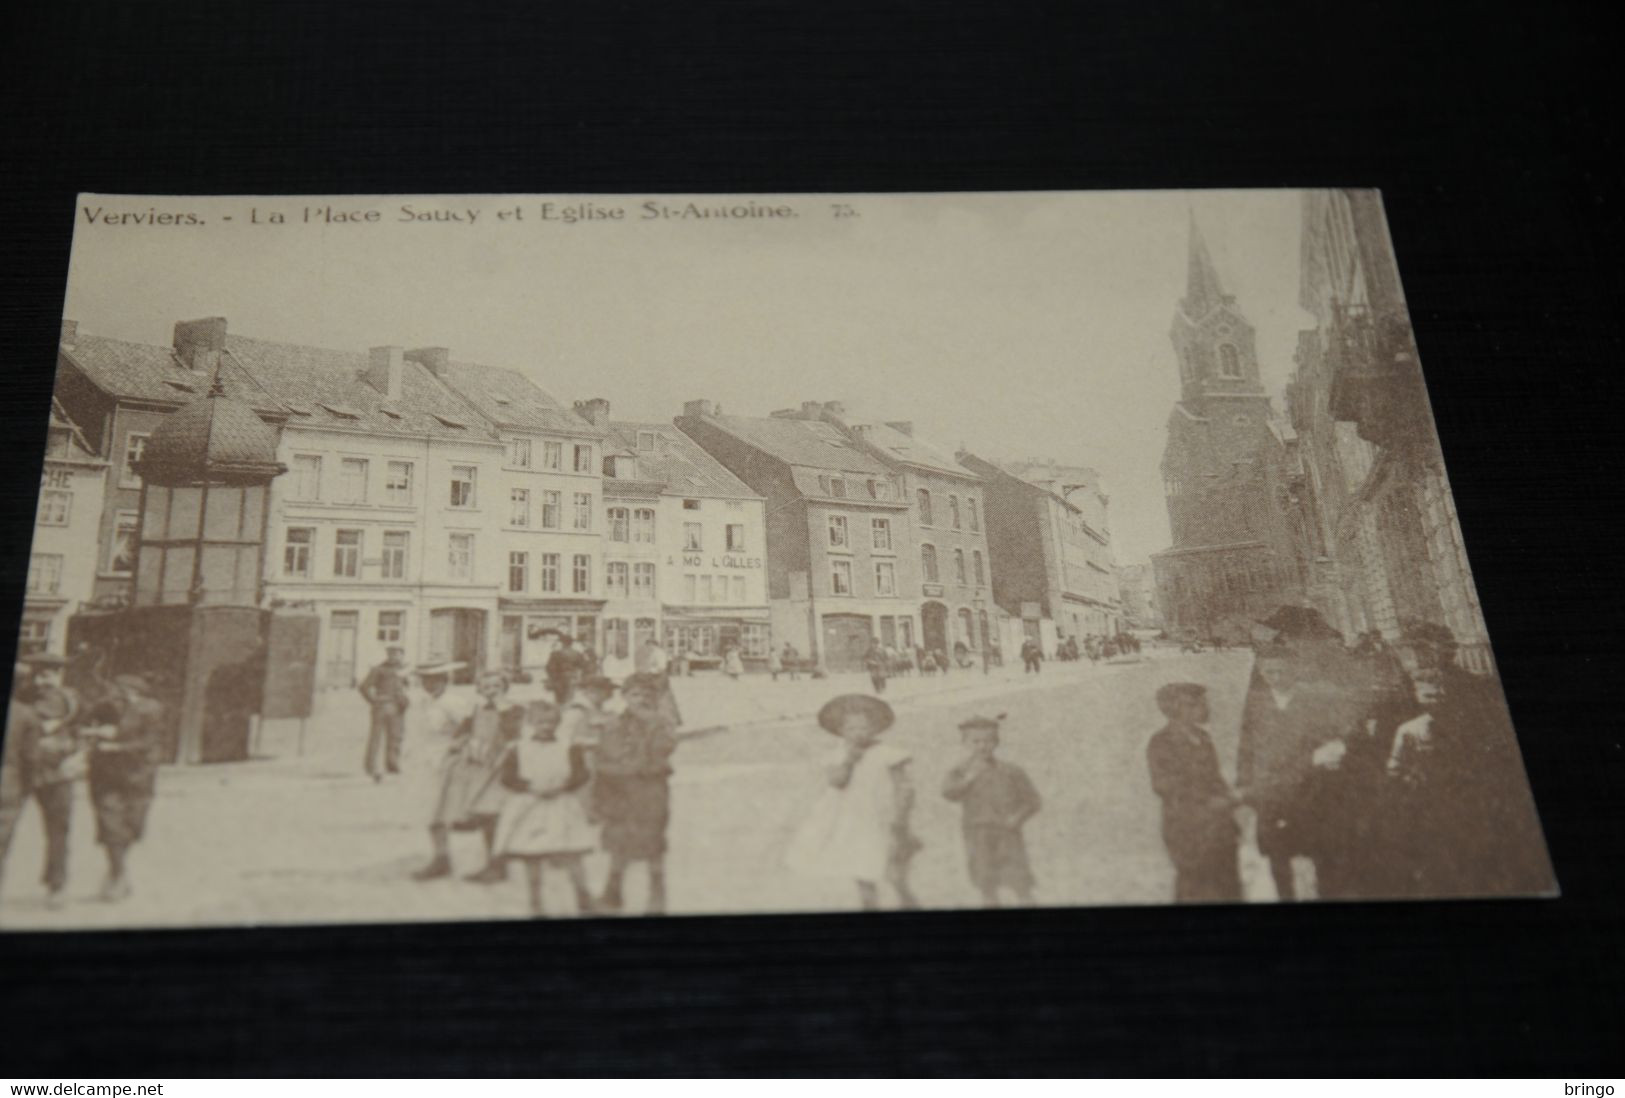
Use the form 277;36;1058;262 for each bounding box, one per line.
358;645;411;782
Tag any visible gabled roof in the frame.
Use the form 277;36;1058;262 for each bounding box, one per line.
697;413;893;476
221;336;495;441
605;421;759;500
45;399;103;463
848;420;976;479
438;361;601;437
60;334;287;416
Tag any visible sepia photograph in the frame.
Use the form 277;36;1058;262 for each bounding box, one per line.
0;189;1555;931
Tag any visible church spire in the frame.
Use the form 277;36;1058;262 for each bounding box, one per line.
1183;213;1226;318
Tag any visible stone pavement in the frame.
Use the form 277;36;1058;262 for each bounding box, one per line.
0;648;1270;930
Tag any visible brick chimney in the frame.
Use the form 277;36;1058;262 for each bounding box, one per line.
365;346;405;400
683;399;715;418
886;420;914;436
574;397;611;427
173;317;228;373
404;346;450;376
60;319;78;346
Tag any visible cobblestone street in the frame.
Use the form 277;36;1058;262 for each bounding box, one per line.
0;650;1261;929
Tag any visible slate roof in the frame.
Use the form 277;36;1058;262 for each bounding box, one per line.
698;414;893;476
849;420;977;479
222;335;495;442
438;361;601;437
60;334;287;416
605;422;759;500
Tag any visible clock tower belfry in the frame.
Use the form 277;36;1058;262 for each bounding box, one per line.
1170;214;1269;410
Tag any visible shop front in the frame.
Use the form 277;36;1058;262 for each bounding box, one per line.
661;604;772;671
497;597;605;676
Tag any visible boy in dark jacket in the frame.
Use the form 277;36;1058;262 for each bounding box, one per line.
1147;682;1241;903
942;714;1041;907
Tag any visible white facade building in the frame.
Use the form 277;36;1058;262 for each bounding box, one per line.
22;401;109;655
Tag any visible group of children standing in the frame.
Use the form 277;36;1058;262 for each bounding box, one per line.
411;665;677;917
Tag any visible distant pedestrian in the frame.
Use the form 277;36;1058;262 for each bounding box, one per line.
594;673;679;914
546;634;587;705
722;643;744;681
1020;638;1042;674
494;698;596;916
768;645;783;682
781;643;802;681
942;714;1041;907
864;638;889;695
786;694;921;911
1147;682;1241;903
81;674;167;903
359;646;411;782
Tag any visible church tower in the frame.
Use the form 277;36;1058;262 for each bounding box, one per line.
1152;215;1306;638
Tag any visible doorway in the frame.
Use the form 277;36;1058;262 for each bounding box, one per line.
920;600;948;655
327;610;359;687
430;608;486;682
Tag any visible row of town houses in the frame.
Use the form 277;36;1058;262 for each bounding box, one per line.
26;317;1124;683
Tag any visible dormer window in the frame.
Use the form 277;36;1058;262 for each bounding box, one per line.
433;413;467;430
319;402;362;420
637;431;657;451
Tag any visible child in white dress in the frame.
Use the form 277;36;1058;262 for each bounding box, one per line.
785;694;921;910
494;699;596;916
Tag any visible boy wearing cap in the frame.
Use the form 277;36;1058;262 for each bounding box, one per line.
942;714;1042;907
593;672;679;914
1147;682;1241;903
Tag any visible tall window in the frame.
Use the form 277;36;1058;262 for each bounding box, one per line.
871;517;891;550
334;529;363;578
542;441;562;470
573;492;593;531
831;559;853;596
284;527;314;577
572;554;590;594
726;523;746;552
606;561;630;597
507;438;532;468
950;495;961;529
381;531;409;579
609;507;630;542
508;551;528;592
107;511;139;575
967;497;980;532
742;623;770;658
958;608;976;648
385;460;413;505
605;618;630;660
27;554;64;595
510;488;531;527
634;508;656;543
699;576;715;604
684;574;697;603
875;560;896;596
377;610;404;645
37;488;71;526
1219;344;1242;378
448;533;474;580
684;522;703;550
633;562;656;599
449;465;477;508
973;549;985;585
917;488;933;525
542;490;561;529
827;514;848;548
337;458;369;503
573;444;593;473
121;433;150;489
954;548;967;584
540;553;560;593
291;454;322;501
921;544;939;583
730;575;746;603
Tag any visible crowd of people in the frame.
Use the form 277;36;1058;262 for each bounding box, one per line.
1146;619;1551;903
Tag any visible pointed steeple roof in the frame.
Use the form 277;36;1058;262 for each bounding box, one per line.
1182;213;1226;318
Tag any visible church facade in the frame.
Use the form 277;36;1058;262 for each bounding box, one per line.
1152;219;1315;640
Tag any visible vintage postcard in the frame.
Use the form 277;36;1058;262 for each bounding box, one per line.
0;190;1554;930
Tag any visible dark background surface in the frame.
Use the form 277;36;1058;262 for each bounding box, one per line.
2;0;1621;1077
